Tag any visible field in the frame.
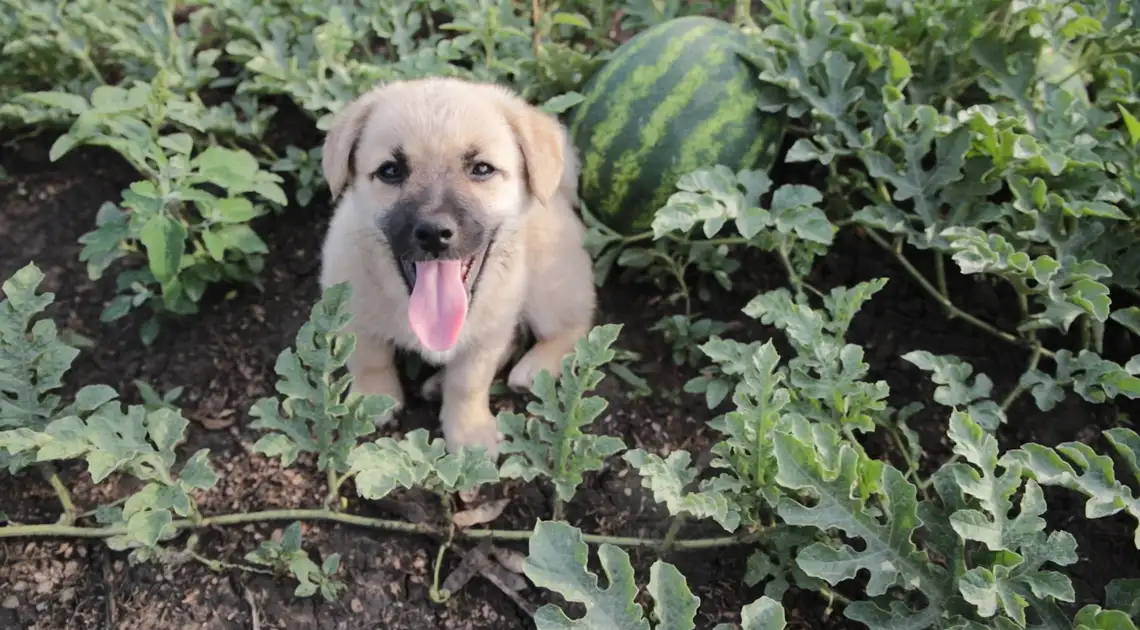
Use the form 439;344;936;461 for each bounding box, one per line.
3;1;1140;629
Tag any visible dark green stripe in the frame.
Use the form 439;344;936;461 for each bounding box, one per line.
598;45;730;221
640;66;781;227
592;33;745;225
570;16;780;234
575;19;719;202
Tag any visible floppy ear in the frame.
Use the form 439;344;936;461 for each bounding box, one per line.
505;100;567;205
321;93;377;198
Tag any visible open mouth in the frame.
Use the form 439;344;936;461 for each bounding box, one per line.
398;242;491;297
400;236;495;354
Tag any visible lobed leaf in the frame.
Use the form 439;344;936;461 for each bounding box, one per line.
1000;427;1140;548
773;419;949;607
347;429;498;499
524;521;788;630
498;324;627;502
622;449;744;533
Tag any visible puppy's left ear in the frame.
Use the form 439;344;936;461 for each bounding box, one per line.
504;100;567;205
322;91;379;198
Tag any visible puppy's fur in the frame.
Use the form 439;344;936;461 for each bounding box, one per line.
319;77;596;457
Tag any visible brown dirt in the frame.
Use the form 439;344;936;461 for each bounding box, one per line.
1;116;1138;630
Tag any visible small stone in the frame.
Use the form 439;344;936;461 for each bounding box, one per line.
2;596;17;609
350;598;363;613
60;588;76;604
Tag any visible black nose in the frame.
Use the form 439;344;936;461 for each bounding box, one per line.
413;217;456;255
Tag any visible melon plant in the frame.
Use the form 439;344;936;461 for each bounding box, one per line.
568;15;785;235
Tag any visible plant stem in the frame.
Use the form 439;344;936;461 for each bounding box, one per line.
933;252;949;302
190;550;276;576
530;0;542;57
323;468;340;511
660;515;686;553
863;228;1055;359
883;423;927;500
42;466;77;526
429;521;456;603
0;508;770;550
999;346;1043;413
777;242;817;301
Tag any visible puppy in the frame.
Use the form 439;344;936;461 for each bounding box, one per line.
318;77;596;458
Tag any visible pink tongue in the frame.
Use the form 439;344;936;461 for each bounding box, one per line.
407;260;468;352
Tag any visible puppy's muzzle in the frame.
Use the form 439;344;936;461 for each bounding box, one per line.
392;210;496;353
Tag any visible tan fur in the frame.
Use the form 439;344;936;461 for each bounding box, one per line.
319;77;596;458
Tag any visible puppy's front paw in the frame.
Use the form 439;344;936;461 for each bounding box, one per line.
351;371;405;426
507;350;560;393
441;404;501;460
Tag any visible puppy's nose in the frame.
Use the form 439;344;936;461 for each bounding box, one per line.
413;216;456;255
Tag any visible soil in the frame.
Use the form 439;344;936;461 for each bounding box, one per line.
1;109;1139;630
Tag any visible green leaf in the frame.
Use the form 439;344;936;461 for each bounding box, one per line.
1111;307;1140;338
541;92;586;114
250;283;397;474
213;198;259;223
139;214;187;284
720;597;787;630
886;47;912;84
1000;427;1140;548
525;520;712;630
945;410;1046;551
158;133;194;156
498;324;627;502
178;449;219;491
244;521;345;601
0;263;83;446
773;420;948;604
348;429;497;498
647;562;700;630
768;184;834;245
1105;578;1140;618
1075;605;1140;630
23;91;90;115
902;351;994;409
623;449;743;532
1119;105;1140;147
126;508;174;548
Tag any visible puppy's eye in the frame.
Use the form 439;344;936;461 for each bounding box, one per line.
373;160;407;184
470;162;496;180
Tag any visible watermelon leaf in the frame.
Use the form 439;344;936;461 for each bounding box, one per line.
498;324;628;502
523;520;788;629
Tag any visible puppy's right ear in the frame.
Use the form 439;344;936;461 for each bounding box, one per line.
322;93;377;198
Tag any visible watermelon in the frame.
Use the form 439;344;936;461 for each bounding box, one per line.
568;15;785;235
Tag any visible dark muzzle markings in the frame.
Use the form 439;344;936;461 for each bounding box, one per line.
381;188;495;352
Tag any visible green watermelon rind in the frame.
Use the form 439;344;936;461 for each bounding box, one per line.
569;15;786;235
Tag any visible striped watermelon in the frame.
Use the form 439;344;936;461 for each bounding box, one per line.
568;15;785;235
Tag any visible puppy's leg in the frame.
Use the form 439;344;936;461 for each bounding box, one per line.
438;335;515;457
421;335;519;401
349;333;405;422
508;245;595;392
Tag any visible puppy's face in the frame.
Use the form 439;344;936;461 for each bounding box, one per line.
322;78;567;352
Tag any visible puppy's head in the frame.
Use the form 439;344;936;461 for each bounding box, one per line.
322;77;568;352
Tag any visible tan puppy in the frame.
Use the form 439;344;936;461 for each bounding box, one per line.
318;77;596;458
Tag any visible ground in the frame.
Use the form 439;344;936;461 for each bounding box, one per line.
1;112;1138;630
